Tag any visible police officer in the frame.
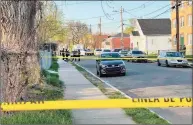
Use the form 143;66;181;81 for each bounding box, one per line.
62;48;65;60
77;49;80;61
65;49;69;62
183;45;186;56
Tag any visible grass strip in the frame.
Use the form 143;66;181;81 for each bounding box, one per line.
72;63;170;124
1;58;72;124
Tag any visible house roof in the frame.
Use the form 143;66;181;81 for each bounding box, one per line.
137;19;171;35
131;31;140;36
112;33;130;37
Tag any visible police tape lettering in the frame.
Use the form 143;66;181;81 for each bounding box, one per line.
0;98;192;111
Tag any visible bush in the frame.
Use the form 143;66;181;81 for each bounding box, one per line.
46;76;62;87
49;61;59;72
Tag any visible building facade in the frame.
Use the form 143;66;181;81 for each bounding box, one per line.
171;0;192;55
102;33;130;50
130;19;172;54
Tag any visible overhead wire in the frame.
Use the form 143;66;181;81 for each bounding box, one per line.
142;4;171;17
125;1;155;12
151;1;189;19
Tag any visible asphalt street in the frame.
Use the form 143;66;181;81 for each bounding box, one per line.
77;59;192;124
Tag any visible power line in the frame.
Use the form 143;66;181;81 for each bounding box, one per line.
123;10;139;18
125;1;155;12
143;4;171;17
152;8;171;19
151;1;189;19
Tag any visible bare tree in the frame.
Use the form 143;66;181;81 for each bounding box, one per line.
0;1;42;102
67;21;89;46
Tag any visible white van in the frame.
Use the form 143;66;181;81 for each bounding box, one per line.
157;50;188;67
94;49;102;56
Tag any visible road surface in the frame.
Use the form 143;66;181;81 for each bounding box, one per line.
77;59;192;124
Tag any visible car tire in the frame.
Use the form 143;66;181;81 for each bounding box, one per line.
121;73;126;76
157;60;161;66
166;60;170;67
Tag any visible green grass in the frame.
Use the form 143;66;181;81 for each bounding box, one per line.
0;57;72;124
46;75;63;87
1;110;72;124
49;58;59;72
73;63;170;124
124;108;169;124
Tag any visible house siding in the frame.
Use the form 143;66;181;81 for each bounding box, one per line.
146;35;172;54
130;19;172;54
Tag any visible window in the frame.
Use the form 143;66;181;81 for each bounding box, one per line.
132;51;143;54
166;52;183;57
173;19;176;28
188;34;192;45
188;0;192;5
188;15;192;26
180;16;184;27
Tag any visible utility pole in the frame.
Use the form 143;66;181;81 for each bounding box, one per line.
89;24;92;34
0;2;3;103
99;17;102;49
176;0;180;52
120;6;124;50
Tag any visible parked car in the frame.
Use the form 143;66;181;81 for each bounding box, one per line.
80;49;86;56
119;50;129;58
85;49;94;56
102;49;111;53
94;49;102;56
127;50;147;62
157;51;189;67
112;48;122;52
96;52;126;77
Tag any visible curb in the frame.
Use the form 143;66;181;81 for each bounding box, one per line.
74;62;172;124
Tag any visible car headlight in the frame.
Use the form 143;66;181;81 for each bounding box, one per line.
100;64;107;68
183;59;188;62
119;63;125;67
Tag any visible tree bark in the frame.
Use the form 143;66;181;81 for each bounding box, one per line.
0;1;41;103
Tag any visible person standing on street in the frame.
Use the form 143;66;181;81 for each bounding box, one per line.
65;49;69;62
183;45;186;56
62;48;65;60
77;49;80;61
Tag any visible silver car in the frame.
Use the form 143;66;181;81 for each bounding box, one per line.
157;51;189;67
127;50;147;62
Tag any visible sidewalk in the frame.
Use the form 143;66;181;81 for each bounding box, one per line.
58;59;135;124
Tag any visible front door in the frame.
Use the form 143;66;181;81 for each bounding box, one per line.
180;34;184;50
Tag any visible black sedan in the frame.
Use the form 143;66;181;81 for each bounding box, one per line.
96;52;126;77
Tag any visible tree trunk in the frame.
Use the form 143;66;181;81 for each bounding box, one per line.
0;1;41;103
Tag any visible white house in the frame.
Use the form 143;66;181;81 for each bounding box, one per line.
130;19;172;54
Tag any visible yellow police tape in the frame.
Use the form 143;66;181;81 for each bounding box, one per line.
42;56;193;61
1;98;192;111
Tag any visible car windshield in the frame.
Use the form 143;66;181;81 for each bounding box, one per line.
132;51;143;54
114;49;122;52
96;49;102;51
103;49;111;52
166;52;183;57
100;53;121;61
120;51;128;54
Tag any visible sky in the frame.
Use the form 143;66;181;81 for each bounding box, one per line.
56;1;171;34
